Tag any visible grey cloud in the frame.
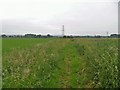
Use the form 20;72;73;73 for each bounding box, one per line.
2;2;118;36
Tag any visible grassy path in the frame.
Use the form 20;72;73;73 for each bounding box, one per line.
49;39;90;88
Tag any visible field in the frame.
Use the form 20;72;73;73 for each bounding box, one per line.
0;38;2;89
2;38;119;88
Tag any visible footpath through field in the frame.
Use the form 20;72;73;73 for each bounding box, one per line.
46;39;92;88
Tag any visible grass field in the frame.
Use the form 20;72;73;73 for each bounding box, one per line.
0;38;2;89
2;38;119;88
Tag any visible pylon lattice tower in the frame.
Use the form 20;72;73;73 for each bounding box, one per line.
62;25;64;37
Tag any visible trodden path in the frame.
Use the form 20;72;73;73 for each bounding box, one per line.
55;40;90;88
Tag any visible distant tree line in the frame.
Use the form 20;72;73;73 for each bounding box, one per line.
1;34;120;38
63;34;120;38
1;34;53;38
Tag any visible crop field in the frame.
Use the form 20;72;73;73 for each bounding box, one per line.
2;38;119;88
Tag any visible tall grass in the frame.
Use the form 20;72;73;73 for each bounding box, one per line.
2;38;118;88
0;38;2;89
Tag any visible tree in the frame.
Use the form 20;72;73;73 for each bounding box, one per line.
36;34;41;38
110;34;118;38
2;34;7;38
47;34;50;37
25;34;36;38
63;35;67;38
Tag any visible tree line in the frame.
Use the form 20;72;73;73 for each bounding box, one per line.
1;33;120;38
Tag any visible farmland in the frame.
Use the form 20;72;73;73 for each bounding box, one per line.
2;38;119;88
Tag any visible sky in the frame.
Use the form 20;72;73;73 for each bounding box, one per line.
0;0;119;36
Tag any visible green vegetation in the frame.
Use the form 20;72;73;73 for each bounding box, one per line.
2;38;118;88
0;38;2;89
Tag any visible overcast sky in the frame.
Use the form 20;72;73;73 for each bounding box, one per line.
0;0;119;36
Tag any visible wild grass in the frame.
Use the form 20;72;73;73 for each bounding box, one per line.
2;38;119;88
0;38;2;89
